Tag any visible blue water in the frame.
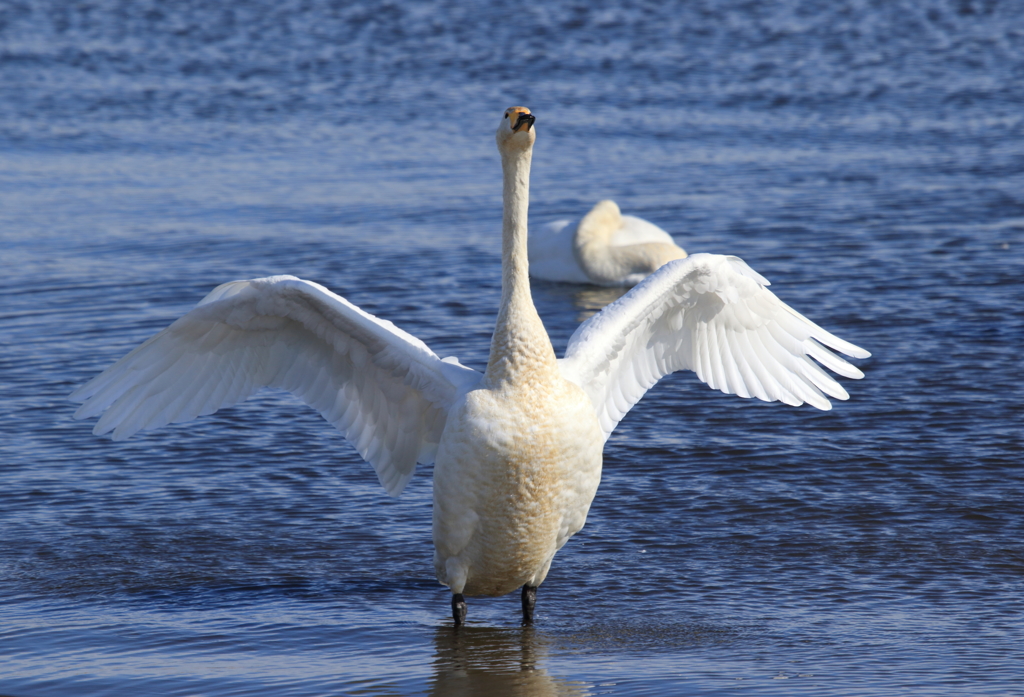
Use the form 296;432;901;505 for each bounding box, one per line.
2;1;1023;694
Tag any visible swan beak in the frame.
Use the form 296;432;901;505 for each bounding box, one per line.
513;112;535;133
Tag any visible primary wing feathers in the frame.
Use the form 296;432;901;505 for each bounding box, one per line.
71;275;481;496
559;253;870;439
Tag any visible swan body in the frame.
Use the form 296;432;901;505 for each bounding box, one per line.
70;107;870;623
432;373;602;597
529;199;688;286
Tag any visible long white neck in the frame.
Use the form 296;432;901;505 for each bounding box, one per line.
486;144;557;385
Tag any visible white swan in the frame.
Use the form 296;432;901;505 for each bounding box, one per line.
529;199;687;286
70;107;870;626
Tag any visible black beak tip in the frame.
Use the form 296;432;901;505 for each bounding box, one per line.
515;113;536;131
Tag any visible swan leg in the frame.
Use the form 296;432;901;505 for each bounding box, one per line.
521;585;537;626
452;593;467;626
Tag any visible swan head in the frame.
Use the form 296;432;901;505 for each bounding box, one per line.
496;106;536;153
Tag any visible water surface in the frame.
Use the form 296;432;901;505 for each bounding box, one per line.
2;1;1023;695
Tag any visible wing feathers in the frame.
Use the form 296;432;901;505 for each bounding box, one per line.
103;350;205;437
804;338;865;380
559;254;869;440
730;330;768;402
71;276;482;496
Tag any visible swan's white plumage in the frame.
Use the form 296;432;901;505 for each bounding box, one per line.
559;254;870;440
71;106;869;613
528;219;591;283
71;275;480;496
528;200;688;286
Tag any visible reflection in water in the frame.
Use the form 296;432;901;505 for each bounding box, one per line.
573;286;630;322
429;626;587;697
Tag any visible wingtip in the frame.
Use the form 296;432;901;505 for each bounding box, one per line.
821;334;871;361
809;396;834;411
68;382;91;404
73;401;101;421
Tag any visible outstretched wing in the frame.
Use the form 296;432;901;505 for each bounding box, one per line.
557;254;870;440
70;275;482;496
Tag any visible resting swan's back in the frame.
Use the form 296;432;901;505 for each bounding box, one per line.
529;200;687;286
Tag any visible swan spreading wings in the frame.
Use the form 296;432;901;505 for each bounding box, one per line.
71;107;869;626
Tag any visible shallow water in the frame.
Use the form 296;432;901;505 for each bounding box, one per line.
2;1;1023;695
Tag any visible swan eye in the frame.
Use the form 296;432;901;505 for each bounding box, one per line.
504;113;509;119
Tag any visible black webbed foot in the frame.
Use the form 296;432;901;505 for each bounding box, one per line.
521;584;537;626
452;593;467;626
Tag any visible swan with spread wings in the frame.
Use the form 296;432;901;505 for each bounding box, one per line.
71;107;869;626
